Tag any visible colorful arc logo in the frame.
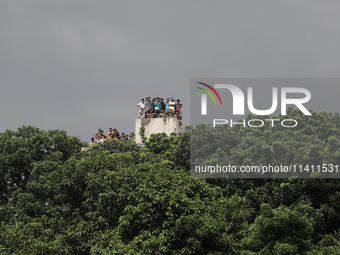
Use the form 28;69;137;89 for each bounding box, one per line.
196;82;223;106
196;82;223;115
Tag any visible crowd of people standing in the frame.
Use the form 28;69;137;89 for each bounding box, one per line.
137;97;183;128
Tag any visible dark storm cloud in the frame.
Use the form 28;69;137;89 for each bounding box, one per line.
1;0;340;142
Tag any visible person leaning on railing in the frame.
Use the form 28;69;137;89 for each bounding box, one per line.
167;109;174;118
138;108;145;119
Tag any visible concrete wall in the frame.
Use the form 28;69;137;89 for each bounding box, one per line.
135;118;182;143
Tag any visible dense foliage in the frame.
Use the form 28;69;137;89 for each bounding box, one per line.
1;109;340;254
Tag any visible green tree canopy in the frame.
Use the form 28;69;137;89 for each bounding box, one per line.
1;110;340;254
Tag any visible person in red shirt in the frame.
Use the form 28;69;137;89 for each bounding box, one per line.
175;99;180;112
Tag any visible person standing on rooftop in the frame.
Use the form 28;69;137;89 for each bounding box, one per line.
155;98;161;117
145;97;152;118
169;97;176;111
165;98;170;112
175;99;180;112
137;98;145;111
160;98;165;112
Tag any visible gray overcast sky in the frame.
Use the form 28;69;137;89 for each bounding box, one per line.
1;0;340;142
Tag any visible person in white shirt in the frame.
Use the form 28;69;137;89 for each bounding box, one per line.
98;135;105;144
137;99;145;111
169;97;176;111
138;108;145;119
